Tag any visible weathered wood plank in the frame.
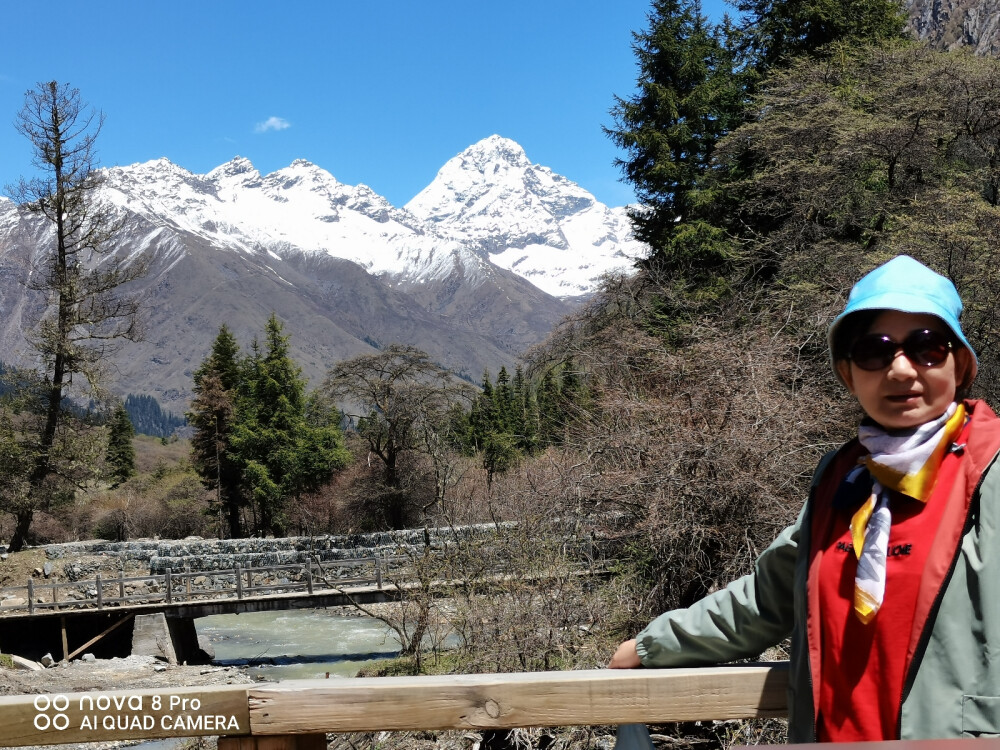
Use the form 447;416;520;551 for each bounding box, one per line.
0;684;251;747
248;665;789;734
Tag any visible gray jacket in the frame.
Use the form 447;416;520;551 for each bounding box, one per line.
635;400;1000;741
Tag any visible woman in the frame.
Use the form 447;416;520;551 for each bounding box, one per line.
609;255;1000;741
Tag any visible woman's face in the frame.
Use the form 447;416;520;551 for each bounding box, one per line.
835;310;970;430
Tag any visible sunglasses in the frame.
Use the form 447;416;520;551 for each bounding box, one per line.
849;329;954;371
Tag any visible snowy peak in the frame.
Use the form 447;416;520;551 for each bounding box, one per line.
207;156;260;182
458;134;532;172
405;136;644;297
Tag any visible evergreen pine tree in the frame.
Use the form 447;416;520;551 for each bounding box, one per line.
560;359;585;412
104;402;136;488
189;371;240;536
536;369;561;447
512;365;536;452
230;314;348;536
733;0;907;74
469;370;497;452
494;366;515;434
607;0;743;261
189;326;245;537
194;323;242;392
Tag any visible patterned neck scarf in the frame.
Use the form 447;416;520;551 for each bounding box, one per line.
847;401;966;623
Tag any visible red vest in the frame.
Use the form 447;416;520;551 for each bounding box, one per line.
805;401;994;739
814;418;969;740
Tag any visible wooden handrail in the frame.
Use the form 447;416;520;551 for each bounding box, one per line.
0;664;789;748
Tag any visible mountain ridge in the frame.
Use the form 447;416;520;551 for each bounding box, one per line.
0;136;644;407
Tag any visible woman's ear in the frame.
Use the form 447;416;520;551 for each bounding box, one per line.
954;347;974;391
836;359;856;394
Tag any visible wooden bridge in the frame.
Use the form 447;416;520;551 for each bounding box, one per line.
0;556;414;664
0;663;790;749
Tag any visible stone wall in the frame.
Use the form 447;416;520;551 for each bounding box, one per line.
43;523;514;576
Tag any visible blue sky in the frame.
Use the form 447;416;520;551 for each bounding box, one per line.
0;1;731;209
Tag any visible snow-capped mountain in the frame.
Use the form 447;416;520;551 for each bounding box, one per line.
102;135;643;298
407;135;644;297
0;136;645;406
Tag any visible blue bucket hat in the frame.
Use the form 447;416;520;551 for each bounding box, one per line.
828;255;978;387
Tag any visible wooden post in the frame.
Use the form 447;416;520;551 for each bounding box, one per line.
60;615;68;662
186;565;192;599
53;580;59;608
305;562;314;595
375;554;383;590
27;579;33;615
235;564;243;599
119;569;125;600
246;567;252;596
165;570;173;604
96;574;103;609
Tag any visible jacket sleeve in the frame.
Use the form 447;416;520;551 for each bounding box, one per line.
635;505;804;667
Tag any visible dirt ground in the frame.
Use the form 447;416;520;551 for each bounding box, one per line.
0;654;253;695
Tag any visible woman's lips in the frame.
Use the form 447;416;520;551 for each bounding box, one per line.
886;392;921;403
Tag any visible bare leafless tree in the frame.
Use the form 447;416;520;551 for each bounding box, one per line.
324;345;475;529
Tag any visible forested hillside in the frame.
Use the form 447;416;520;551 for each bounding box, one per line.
123;394;186;438
577;0;1000;619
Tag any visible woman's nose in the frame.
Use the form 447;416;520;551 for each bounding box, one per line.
886;349;919;379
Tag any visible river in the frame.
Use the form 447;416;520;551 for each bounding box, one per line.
195;608;402;681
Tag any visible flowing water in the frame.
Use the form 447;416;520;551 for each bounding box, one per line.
195;608;402;681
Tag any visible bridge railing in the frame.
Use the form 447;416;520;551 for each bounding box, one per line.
0;555;418;615
0;663;789;749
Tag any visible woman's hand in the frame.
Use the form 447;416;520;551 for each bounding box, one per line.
609;638;641;669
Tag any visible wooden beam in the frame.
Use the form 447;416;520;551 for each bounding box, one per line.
65;614;135;662
247;665;789;734
0;665;789;748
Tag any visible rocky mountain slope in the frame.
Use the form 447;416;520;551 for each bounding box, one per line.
907;0;1000;55
0;137;645;407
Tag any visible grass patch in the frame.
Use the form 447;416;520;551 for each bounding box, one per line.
0;653;14;669
355;651;465;677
